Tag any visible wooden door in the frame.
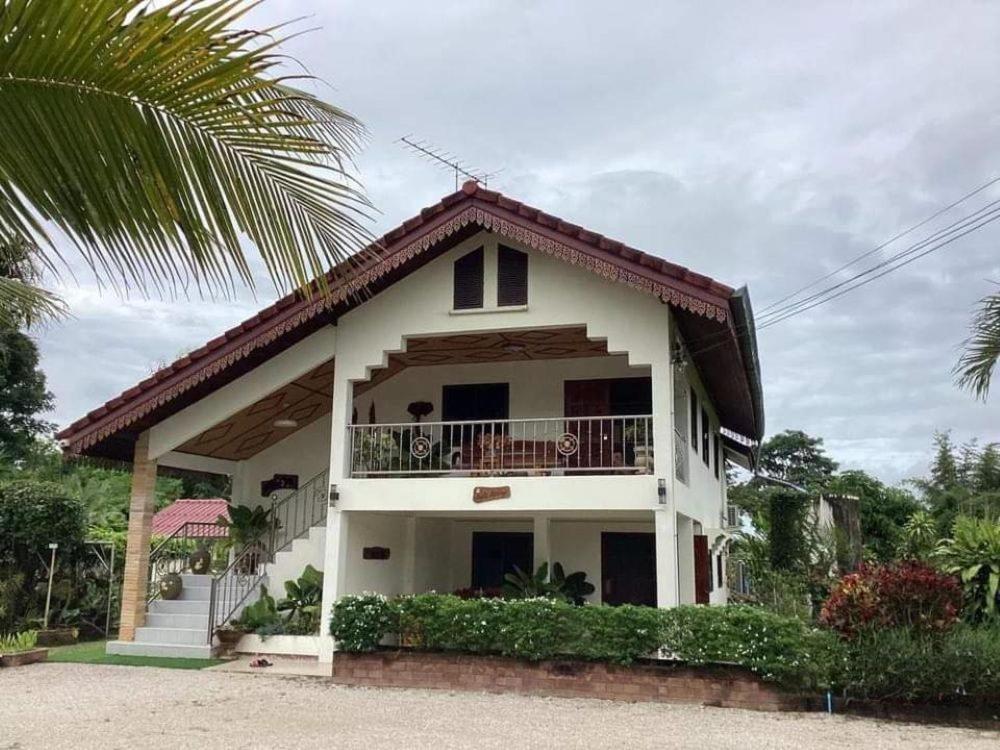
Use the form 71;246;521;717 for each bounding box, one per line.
601;532;657;606
694;534;711;604
564;380;612;468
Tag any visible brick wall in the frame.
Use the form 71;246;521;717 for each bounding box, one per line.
331;651;808;711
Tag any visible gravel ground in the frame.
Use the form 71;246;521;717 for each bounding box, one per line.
1;663;997;750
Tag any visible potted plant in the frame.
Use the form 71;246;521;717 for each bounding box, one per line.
214;622;247;657
0;630;48;668
623;424;653;472
216;504;277;572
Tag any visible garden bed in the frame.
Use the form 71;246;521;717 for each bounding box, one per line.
331;649;809;712
0;647;48;668
832;696;1000;730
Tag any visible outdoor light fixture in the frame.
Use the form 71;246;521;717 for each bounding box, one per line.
657;478;667;504
328;483;339;507
504;343;527;354
273;418;298;429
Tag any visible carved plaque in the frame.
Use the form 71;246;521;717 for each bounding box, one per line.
473;486;511;503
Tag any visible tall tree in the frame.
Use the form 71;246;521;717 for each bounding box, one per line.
757;429;839;490
955;289;1000;400
0;329;52;462
0;0;370;323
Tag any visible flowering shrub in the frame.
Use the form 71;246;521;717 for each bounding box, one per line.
329;593;397;651
820;562;961;637
331;594;835;686
661;605;840;690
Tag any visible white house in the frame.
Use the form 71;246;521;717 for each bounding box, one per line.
58;181;763;659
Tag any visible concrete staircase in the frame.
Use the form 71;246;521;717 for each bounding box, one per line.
107;574;222;659
106;524;325;660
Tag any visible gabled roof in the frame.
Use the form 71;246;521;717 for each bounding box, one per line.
151;498;229;537
57;180;764;460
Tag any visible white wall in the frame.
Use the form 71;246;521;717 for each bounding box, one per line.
341;512;410;597
234;413;332;508
550;520;654;604
352;356;647;425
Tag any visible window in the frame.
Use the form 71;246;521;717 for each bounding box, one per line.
701;408;710;465
713;433;721;478
471;532;533;589
716;553;724;588
442;383;510;421
689;387;698;450
498;245;528;306
453;247;484;309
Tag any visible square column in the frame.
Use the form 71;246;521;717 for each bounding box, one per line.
319;508;350;663
654;507;678;608
533;516;551;576
118;431;158;641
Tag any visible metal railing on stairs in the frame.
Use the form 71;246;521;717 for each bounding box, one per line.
146;521;226;604
206;469;330;643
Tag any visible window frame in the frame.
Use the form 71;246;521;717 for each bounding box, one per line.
453;246;485;310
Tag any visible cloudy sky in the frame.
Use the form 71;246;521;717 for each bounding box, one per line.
35;0;1000;485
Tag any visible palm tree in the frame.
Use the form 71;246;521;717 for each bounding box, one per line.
0;0;370;324
955;289;1000;400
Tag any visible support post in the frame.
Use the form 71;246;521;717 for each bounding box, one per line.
319;509;350;664
117;431;158;641
533;516;551;578
654;507;678;608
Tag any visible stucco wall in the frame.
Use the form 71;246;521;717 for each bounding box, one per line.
234;413;332;507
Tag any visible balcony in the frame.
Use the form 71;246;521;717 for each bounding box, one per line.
348;415;653;478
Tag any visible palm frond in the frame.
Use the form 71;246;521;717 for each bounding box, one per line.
0;275;66;327
955;291;1000;400
0;0;372;300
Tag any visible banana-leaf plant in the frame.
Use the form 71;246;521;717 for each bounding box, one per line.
503;562;595;605
937;516;1000;622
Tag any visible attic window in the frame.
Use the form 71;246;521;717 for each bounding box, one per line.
498;245;528;306
453;247;484;310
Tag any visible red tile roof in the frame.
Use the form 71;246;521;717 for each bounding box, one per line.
58;181;762;457
152;498;229;538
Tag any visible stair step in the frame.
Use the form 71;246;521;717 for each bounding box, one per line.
106;640;214;660
180;574;213;588
146;612;210;630
149;599;210;615
179;585;212;602
135;626;208;645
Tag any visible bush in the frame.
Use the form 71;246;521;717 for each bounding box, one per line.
661;605;840;690
331;594;835;685
836;624;1000;703
937;516;1000;623
329;593;397;651
819;562;961;637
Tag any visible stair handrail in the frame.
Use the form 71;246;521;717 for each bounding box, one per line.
207;468;330;643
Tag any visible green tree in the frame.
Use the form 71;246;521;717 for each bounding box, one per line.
758;430;839;490
0;0;370;323
0;328;52;462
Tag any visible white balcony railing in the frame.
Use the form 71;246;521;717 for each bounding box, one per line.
348;415;653;477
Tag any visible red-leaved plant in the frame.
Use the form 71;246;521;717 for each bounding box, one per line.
819;562;962;638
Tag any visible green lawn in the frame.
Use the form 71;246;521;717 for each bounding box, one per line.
47;640;223;670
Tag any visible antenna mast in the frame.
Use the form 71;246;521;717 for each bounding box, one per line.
398;135;501;190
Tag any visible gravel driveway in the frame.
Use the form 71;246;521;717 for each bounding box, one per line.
1;663;996;749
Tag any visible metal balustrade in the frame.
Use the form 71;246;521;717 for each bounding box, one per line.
348;415;654;477
147;521;226;603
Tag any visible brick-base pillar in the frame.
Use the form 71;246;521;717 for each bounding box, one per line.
117;432;158;641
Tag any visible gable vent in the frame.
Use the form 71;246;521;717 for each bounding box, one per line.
498;245;528;307
453;247;484;310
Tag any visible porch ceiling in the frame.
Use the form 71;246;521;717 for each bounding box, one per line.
175;358;335;461
354;327;612;395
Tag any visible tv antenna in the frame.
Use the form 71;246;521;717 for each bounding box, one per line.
398;135;502;190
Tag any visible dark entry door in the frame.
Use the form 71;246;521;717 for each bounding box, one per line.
694;535;711;604
601;532;656;606
471;532;533;589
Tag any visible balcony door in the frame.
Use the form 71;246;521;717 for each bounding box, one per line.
564;377;652;469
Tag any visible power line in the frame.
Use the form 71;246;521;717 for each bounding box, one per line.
757;174;1000;315
758;209;1000;329
757;197;1000;325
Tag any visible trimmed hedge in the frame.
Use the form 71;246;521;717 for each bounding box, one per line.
330;594;836;689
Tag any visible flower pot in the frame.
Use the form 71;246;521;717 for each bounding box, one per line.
158;572;183;600
633;446;652;472
188;544;212;575
215;628;245;657
0;648;48;668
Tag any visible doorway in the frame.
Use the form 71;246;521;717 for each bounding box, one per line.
471;531;533;589
600;532;656;606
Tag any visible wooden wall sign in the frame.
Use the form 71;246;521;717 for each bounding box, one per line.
362;547;391;560
473;486;511;503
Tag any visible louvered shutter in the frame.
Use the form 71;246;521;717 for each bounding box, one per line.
497;245;528;306
453;247;484;309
